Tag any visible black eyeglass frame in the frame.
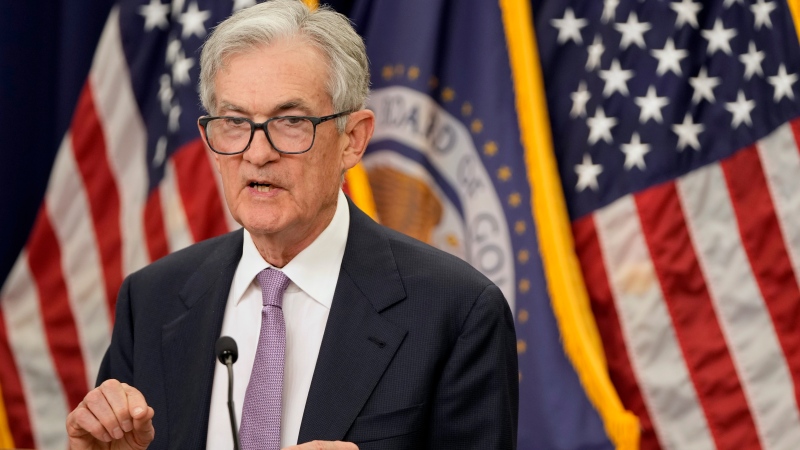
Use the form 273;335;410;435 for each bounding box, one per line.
198;111;352;155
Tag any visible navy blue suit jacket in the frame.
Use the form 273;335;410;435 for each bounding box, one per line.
98;199;518;449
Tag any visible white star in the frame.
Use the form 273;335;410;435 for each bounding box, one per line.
622;132;651;170
169;104;182;132
599;59;634;97
751;0;776;30
166;38;182;64
138;0;170;31
171;0;185;17
768;64;798;101
651;38;688;76
551;8;587;45
154;136;168;166
614;12;651;50
586;35;605;71
172;50;195;85
158;74;174;114
739;42;765;80
723;0;744;7
179;2;211;38
689;67;720;104
725;90;755;128
570;81;591;118
672;113;704;151
702;19;737;56
587;106;618;145
232;0;257;11
575;153;603;192
602;0;620;23
635;86;669;124
670;0;702;29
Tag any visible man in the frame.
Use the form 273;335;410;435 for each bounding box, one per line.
65;1;518;449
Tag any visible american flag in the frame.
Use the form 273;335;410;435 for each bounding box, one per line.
0;1;256;447
533;0;800;448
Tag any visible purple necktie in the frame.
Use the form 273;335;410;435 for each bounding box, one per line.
240;268;290;450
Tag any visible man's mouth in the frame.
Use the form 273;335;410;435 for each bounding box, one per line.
249;182;274;193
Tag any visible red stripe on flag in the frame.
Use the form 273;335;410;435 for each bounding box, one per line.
0;308;34;448
144;189;169;262
26;207;88;409
172;139;229;242
70;82;124;315
721;145;800;411
792;119;800;155
635;182;761;450
572;215;661;450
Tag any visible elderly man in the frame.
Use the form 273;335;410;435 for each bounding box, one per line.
65;1;518;449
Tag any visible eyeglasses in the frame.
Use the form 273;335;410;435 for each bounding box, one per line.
198;111;352;155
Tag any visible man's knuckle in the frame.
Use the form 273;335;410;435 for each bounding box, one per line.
82;418;106;437
83;389;103;407
100;379;119;389
65;409;83;429
113;404;129;418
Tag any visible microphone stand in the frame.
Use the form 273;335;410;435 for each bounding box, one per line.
222;353;241;450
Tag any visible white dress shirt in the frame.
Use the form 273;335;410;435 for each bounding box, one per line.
206;190;350;449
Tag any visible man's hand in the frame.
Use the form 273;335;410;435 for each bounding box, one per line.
66;379;155;450
284;441;358;450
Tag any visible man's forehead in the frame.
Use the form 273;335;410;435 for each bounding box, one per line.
213;39;333;114
218;35;325;71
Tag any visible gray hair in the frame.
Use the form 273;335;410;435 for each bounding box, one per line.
198;0;369;131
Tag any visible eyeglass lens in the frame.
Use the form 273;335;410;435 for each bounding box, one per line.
205;117;315;154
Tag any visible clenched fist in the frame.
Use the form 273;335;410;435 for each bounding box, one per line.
66;379;155;450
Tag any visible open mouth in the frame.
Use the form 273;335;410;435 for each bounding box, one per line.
249;182;274;193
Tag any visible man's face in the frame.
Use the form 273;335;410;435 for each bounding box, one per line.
206;38;351;250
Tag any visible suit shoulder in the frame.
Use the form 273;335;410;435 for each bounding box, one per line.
380;224;494;292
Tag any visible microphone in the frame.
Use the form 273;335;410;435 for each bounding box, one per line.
216;335;238;365
215;336;241;450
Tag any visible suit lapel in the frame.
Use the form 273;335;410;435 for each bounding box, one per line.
298;201;408;442
161;230;243;448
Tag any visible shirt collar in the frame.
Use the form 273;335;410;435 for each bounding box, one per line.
231;190;350;309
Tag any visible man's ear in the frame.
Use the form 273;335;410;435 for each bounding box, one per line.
198;121;222;172
341;109;375;171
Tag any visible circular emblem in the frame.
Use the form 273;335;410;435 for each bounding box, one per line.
365;86;516;308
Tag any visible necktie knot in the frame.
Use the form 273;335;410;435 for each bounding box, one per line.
256;268;290;307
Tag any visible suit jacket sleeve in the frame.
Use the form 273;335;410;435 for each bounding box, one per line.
429;283;519;448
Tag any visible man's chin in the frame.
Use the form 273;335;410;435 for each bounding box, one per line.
244;222;287;237
238;210;288;234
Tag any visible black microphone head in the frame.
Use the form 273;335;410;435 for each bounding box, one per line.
215;336;238;364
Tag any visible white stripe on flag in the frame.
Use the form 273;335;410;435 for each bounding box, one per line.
757;123;800;288
678;164;800;450
0;253;69;450
594;195;714;450
89;6;150;275
45;135;111;388
161;160;194;252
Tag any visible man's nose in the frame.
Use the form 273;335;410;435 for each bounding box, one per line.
243;126;280;165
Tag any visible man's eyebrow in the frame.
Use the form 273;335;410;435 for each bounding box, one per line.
275;100;312;114
217;101;247;114
216;99;313;115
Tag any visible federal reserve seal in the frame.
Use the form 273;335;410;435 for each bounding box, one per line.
364;86;516;309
